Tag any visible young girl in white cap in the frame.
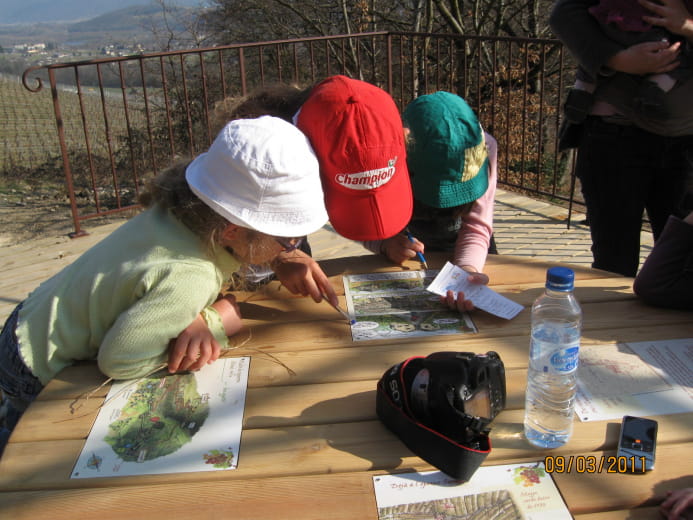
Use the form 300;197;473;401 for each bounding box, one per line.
0;116;327;455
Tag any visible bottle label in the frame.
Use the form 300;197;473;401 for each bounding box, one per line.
530;323;580;374
549;346;580;373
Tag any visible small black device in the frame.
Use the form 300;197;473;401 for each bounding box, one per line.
616;415;657;472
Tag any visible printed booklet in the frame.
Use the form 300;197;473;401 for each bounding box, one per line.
372;463;571;520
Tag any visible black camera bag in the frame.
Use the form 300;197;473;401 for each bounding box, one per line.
375;351;505;481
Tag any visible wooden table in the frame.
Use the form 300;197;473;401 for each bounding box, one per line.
1;252;691;520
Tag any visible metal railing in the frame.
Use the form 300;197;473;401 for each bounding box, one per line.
22;31;576;237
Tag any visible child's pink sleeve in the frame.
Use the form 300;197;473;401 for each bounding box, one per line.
453;132;498;272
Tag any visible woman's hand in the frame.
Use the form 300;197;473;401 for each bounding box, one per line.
607;40;681;75
660;487;693;520
640;0;693;40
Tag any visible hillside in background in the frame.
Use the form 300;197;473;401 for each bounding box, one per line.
0;0;204;24
0;2;203;50
69;4;178;33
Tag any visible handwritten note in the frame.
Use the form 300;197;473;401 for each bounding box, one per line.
426;262;524;319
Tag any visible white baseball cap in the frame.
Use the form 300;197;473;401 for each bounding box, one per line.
185;116;328;237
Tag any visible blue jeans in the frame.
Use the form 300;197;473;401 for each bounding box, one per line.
575;117;693;277
0;304;44;457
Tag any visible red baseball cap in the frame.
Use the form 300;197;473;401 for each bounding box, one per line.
296;75;413;241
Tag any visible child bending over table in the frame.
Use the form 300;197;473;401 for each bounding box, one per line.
0;115;328;456
362;91;498;313
208;77;415;309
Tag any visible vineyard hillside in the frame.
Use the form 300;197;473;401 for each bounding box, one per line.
0;73;143;242
1;73;145;176
0;74;62;175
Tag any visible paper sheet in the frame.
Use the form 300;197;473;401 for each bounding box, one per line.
71;356;250;478
343;270;477;341
426;261;524;319
575;339;693;421
373;463;571;520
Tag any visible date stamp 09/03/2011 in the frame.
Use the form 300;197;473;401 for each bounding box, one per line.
544;455;650;474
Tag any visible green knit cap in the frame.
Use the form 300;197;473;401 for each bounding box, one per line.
403;91;489;208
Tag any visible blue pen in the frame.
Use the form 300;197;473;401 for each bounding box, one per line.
405;228;428;270
321;292;356;325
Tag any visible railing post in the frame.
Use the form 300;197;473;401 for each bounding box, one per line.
49;69;87;238
386;33;393;95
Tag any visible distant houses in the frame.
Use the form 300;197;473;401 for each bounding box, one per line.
12;43;46;54
4;41;146;66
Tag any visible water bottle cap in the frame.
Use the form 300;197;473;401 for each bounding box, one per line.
545;266;574;291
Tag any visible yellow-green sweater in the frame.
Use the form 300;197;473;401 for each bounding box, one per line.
16;205;240;384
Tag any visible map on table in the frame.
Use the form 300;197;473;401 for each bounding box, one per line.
71;356;250;478
372;463;571;519
575;338;693;421
343;270;477;341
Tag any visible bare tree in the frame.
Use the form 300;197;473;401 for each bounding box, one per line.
145;0;213;50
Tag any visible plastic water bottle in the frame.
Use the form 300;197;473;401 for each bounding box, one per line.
524;266;582;448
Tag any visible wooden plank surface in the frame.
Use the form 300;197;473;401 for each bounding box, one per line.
30;321;692;402
0;251;690;520
1;445;690;519
3;397;692;491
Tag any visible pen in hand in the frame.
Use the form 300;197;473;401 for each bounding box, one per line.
405;228;428;270
321;292;356;325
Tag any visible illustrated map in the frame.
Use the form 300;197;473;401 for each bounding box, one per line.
343;270;477;341
72;356;250;478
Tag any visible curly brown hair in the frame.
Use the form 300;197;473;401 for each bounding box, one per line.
138;82;319;285
139;160;280;290
139;160;229;253
210;83;312;137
